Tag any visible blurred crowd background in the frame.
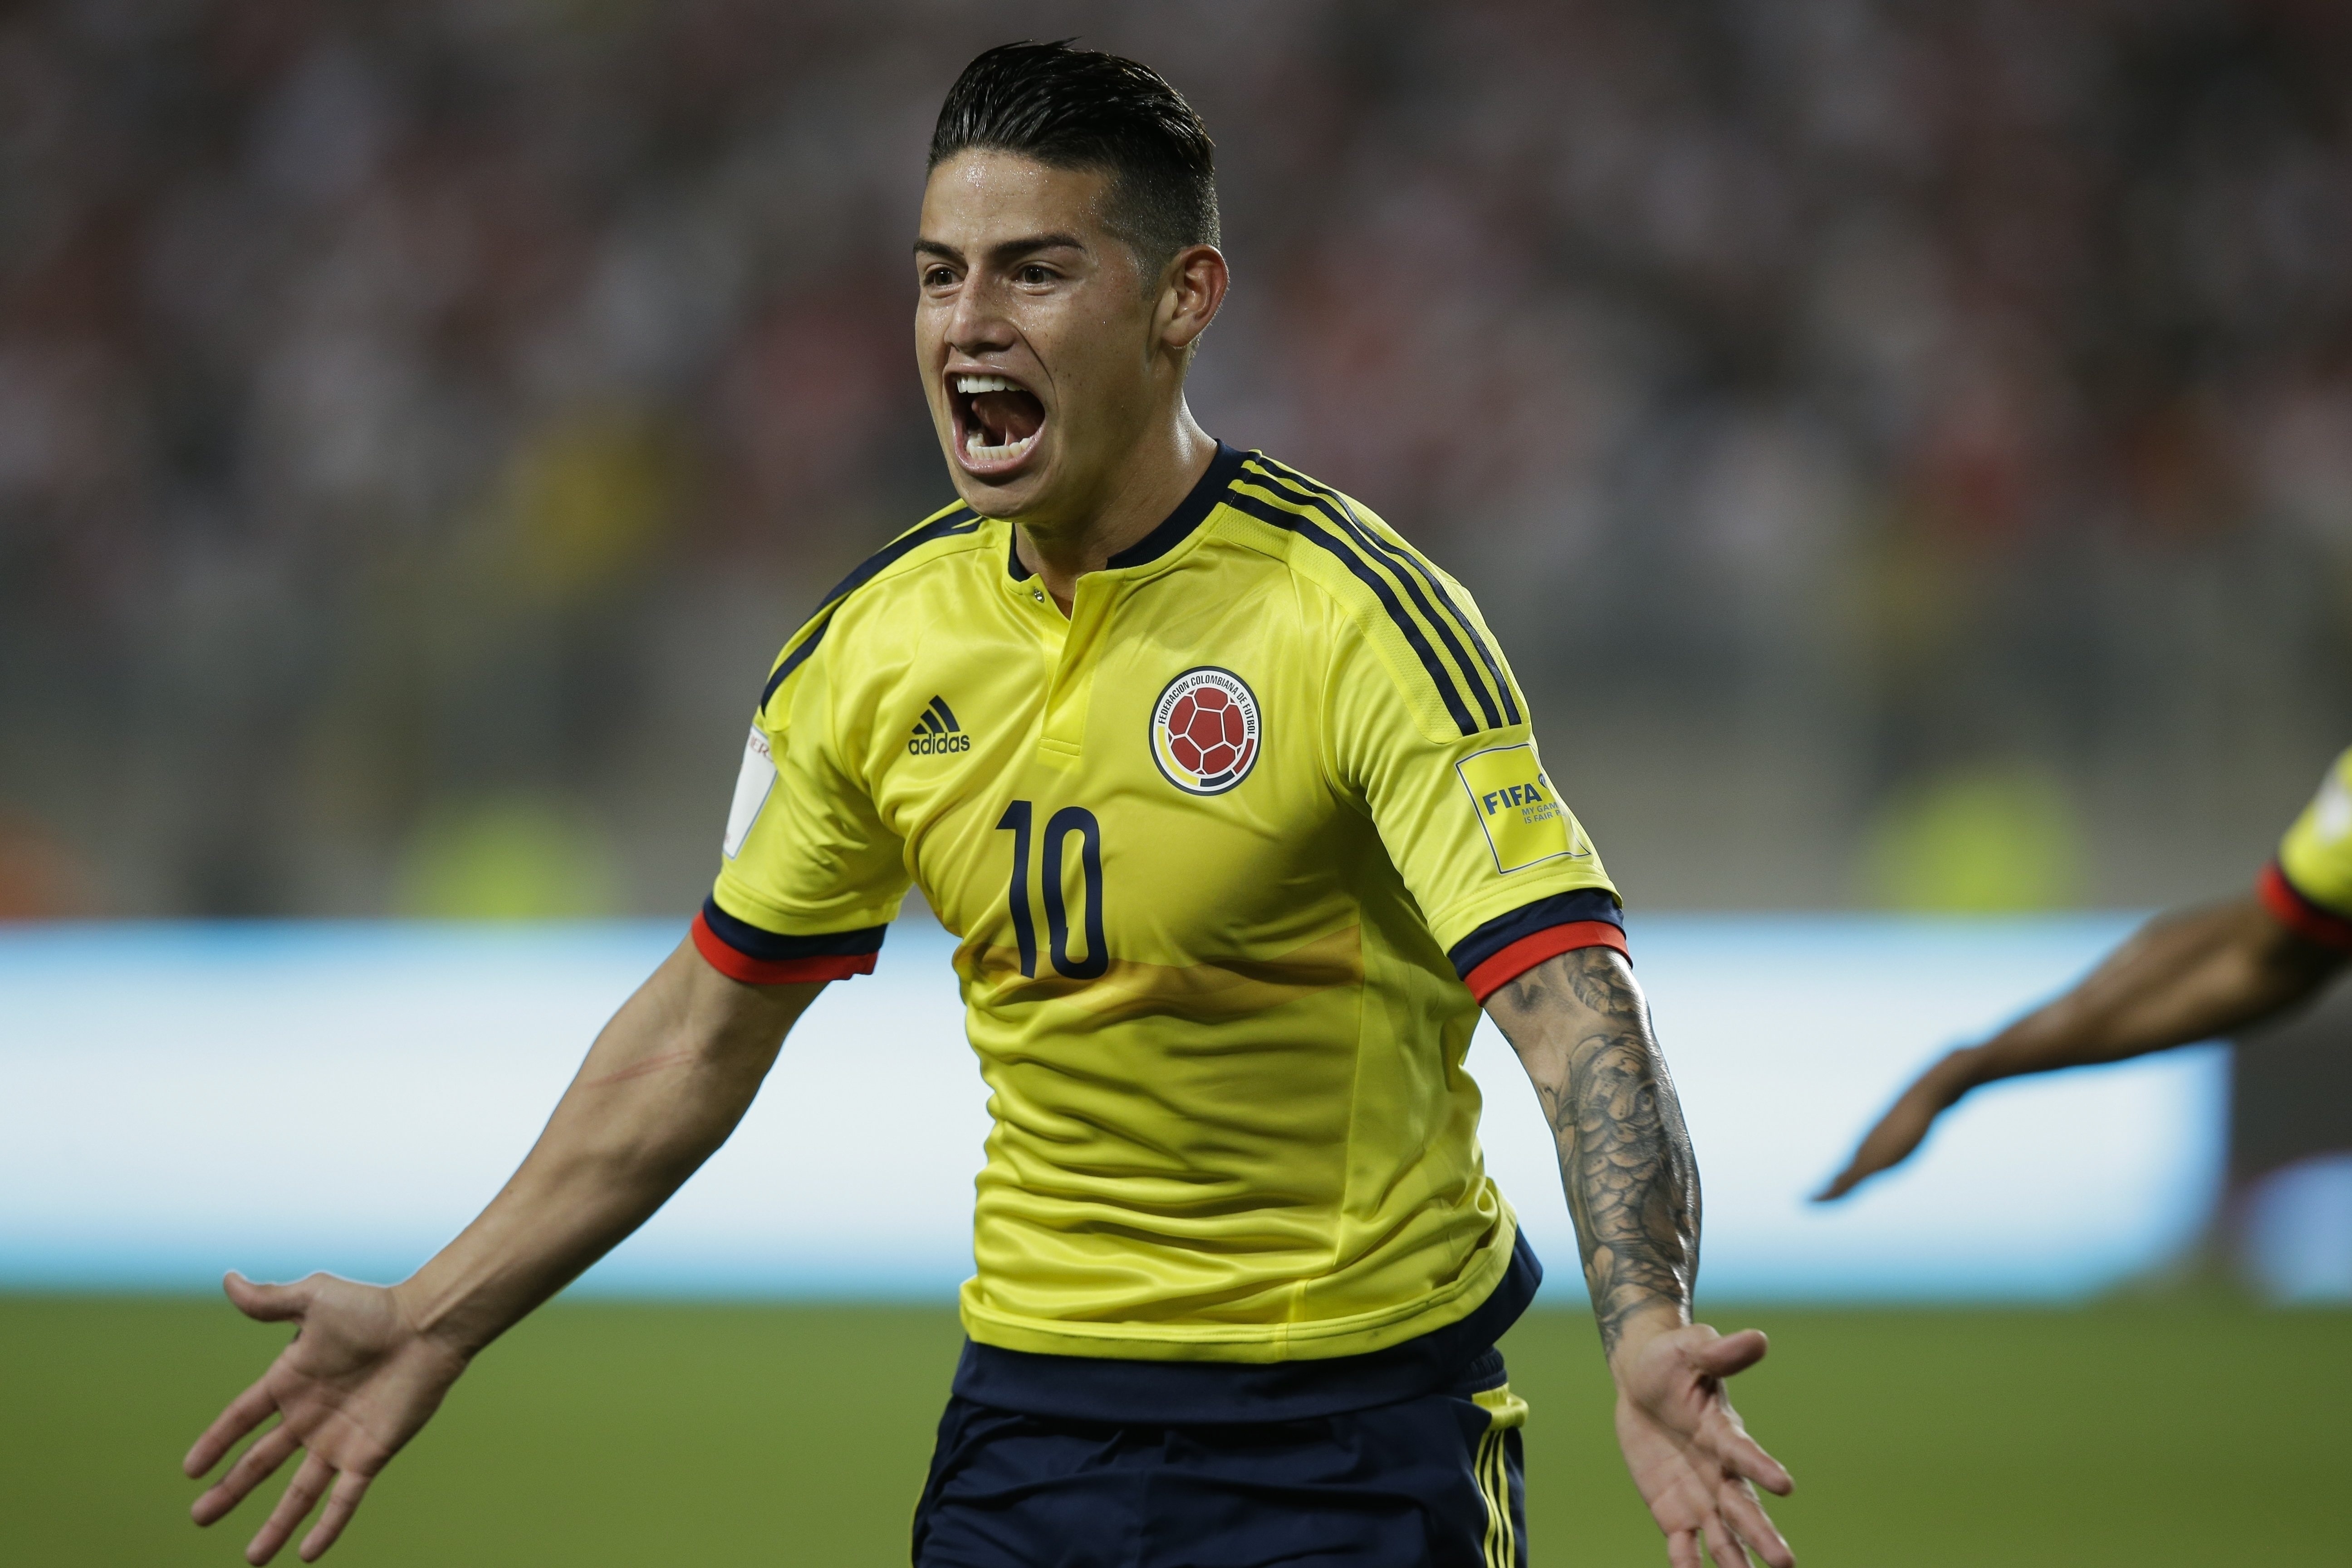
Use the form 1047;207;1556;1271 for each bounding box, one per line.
2;0;2347;921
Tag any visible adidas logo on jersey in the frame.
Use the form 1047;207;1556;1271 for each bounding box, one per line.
907;696;972;755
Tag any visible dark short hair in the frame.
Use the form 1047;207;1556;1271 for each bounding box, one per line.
929;40;1220;276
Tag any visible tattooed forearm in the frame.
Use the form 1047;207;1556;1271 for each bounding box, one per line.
1488;947;1698;1357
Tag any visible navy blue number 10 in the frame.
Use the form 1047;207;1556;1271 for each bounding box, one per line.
996;801;1107;980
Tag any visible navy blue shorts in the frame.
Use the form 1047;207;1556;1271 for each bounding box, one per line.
909;1347;1529;1568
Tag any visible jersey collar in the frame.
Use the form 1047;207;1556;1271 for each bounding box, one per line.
1004;440;1247;581
1105;440;1248;568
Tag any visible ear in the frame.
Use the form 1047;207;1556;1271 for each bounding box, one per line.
1156;244;1229;354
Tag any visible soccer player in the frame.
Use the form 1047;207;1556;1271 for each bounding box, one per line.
184;43;1793;1568
1818;747;2352;1201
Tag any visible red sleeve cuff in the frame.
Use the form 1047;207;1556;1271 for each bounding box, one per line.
2257;861;2352;952
690;909;879;985
1463;920;1629;1003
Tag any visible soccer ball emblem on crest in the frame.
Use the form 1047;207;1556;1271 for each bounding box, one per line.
1149;667;1260;795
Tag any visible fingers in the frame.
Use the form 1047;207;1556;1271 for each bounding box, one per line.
1726;1419;1794;1497
1690;1328;1769;1380
192;1421;299;1525
1813;1081;1950;1200
1720;1481;1794;1568
1686;1377;1794;1498
1687;1361;1794;1498
1637;1327;1793;1497
186;1377;279;1477
1705;1520;1753;1568
1812;1137;1904;1200
1809;1156;1869;1202
299;1469;373;1562
1719;1426;1793;1498
246;1451;334;1565
1666;1527;1706;1568
224;1272;317;1324
1812;1131;1900;1200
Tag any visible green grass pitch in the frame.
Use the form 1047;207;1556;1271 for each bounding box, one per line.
3;1294;2344;1564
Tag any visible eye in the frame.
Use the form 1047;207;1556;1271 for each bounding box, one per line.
1017;264;1056;286
922;265;956;289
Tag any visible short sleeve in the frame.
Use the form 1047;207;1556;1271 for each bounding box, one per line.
2259;747;2352;951
692;622;911;984
1324;601;1623;1002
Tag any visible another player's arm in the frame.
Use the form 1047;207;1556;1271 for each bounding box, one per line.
1817;892;2345;1201
183;938;821;1566
1484;946;1793;1568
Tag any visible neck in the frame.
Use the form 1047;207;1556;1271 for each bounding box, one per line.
1012;404;1217;612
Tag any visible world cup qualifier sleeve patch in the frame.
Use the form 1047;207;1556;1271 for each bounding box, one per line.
722;725;776;860
1150;667;1260;795
1456;742;1582;873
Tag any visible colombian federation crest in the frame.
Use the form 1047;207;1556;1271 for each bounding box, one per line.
1149;667;1260;795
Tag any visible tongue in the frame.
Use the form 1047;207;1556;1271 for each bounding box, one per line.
972;390;1044;445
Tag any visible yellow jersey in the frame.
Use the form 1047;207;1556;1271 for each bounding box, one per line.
2261;745;2352;947
694;445;1623;1363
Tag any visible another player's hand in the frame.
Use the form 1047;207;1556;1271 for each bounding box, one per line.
1812;1047;1976;1201
1610;1318;1793;1568
183;1272;467;1564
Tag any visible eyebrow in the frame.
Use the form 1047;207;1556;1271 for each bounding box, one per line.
913;232;1089;267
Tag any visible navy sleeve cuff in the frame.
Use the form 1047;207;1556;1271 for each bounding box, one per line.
692;896;887;985
1446;889;1624;980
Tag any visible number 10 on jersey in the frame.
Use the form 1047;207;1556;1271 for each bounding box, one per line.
996;801;1107;980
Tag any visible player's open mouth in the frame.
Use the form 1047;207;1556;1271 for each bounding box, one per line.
950;372;1046;475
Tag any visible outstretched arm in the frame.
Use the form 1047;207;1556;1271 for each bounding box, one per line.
184;937;822;1564
1485;946;1793;1568
1817;892;2344;1201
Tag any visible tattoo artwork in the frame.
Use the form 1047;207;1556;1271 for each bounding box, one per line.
1493;947;1699;1356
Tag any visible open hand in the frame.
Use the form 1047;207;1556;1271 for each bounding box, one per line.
183;1272;466;1563
1612;1321;1793;1568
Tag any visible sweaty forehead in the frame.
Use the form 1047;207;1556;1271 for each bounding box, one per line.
918;150;1117;251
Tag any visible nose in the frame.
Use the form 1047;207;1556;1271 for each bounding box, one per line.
945;273;1015;358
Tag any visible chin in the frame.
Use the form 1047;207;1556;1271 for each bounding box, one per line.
948;457;1054;519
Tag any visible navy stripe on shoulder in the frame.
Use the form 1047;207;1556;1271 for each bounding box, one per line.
701;897;888;961
760;506;981;706
1251;456;1524;733
1105;441;1249;568
1446;889;1624;980
1247;458;1518;729
761;609;833;706
814;505;982;611
1224;488;1480;736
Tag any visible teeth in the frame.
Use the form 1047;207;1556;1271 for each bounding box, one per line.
965;427;1040;463
956;372;1042;463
